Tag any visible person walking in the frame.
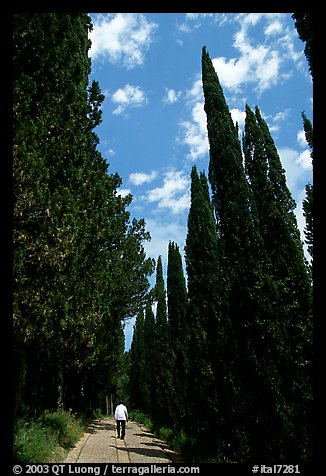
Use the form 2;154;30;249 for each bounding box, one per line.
114;402;128;440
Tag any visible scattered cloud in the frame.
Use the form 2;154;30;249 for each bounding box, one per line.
297;129;308;148
89;13;158;69
264;19;283;36
146;169;190;214
278;147;312;198
143;218;187;263
129;171;157;186
297;149;312;171
212;42;281;95
111;84;147;115
179;102;208;161
230;108;246;132
163;88;182;105
208;13;302;95
179;13;229;32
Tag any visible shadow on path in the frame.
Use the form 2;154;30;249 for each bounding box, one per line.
118;445;171;461
133;432;157;439
140;440;171;450
86;420;115;434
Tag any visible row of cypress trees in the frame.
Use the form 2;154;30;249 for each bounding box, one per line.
128;47;313;463
13;13;154;418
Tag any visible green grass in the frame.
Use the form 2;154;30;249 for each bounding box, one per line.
13;409;88;463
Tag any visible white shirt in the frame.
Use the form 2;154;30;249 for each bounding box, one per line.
115;403;128;421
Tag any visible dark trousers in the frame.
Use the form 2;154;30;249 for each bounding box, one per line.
117;420;126;439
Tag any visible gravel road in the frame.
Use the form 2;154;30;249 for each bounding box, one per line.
63;418;183;464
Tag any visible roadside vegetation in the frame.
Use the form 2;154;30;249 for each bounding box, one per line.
129;410;235;463
13;408;88;463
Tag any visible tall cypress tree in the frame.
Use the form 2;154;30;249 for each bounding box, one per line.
184;166;231;446
153;256;173;424
167;241;188;425
143;299;157;415
129;309;146;411
243;105;313;461
201;47;303;461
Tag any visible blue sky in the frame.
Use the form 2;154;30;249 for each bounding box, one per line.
87;13;313;350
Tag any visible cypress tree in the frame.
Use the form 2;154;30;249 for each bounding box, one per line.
143;299;157;415
167;241;188;425
184;166;230;447
292;13;313;78
243;105;313;461
201;47;300;461
153;256;173;425
129;309;146;411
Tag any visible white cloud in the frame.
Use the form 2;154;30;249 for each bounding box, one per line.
259;108;290;136
180;102;208;161
297;149;312;171
230;108;246;131
129;171;157;186
297;129;308;148
271;145;312;262
179;13;303;98
185;78;203;104
213;40;281;95
278;147;312;198
111;84;147;115
147;169;190;214
292;185;311;262
117;188;131;198
264;19;283;36
143;218;187;263
183;13;229;29
209;13;302;96
185;13;215;21
163;88;182;105
89;13;158;69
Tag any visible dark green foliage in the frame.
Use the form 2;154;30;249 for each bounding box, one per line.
127;46;313;464
202;47;312;461
167;242;188;425
184;166;220;436
129;309;146;411
143;300;157;414
13;409;87;463
302;111;313;157
13;13;153;418
243;104;313;461
292;13;313;78
153;256;173;424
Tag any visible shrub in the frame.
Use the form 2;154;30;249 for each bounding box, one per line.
13;419;64;463
13;409;87;463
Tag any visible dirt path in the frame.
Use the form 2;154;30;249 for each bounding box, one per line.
64;418;183;464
